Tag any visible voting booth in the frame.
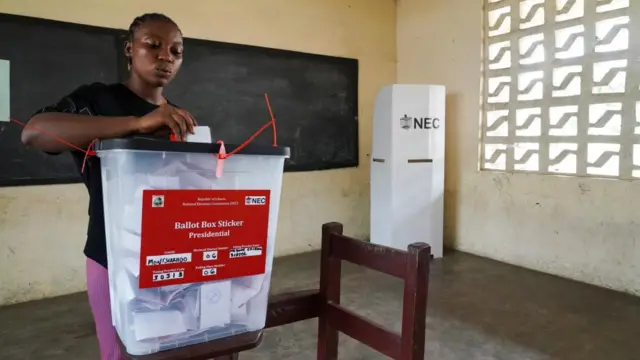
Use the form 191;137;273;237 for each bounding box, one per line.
370;84;445;258
95;136;289;355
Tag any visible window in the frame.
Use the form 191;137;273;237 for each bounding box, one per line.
480;0;636;179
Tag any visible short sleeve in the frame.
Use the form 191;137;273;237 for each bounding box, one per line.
31;82;107;155
33;82;107;117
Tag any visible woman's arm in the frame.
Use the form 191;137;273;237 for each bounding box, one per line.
22;82;195;153
21;112;140;153
21;82;144;153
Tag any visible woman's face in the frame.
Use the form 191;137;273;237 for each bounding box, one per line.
127;20;183;87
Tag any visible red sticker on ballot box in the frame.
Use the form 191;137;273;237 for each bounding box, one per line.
138;189;270;289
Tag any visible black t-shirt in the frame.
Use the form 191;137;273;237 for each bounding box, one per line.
35;82;171;268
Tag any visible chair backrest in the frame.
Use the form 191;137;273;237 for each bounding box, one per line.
316;222;431;360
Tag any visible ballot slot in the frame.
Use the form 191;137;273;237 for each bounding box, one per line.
407;158;432;163
95;134;290;356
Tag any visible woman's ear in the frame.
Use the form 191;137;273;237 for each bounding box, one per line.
124;40;132;58
124;41;133;70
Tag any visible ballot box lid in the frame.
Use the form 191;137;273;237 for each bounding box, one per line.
95;138;290;157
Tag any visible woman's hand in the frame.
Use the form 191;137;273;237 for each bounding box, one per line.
135;104;196;140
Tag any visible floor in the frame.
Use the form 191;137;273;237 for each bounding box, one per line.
1;251;639;360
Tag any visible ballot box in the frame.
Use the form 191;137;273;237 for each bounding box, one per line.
95;138;290;356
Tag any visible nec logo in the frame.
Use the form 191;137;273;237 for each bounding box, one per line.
400;114;440;130
245;196;266;205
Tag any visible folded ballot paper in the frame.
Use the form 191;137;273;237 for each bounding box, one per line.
112;126;271;343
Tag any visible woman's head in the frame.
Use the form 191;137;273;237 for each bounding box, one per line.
125;13;183;88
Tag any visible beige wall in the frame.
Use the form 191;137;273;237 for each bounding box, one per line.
397;0;639;296
0;0;396;305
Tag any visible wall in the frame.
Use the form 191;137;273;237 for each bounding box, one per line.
397;0;639;296
0;0;396;305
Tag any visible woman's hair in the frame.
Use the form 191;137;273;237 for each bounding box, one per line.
126;13;182;65
127;13;181;40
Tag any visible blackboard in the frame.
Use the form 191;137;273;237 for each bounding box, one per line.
0;14;121;186
0;14;359;187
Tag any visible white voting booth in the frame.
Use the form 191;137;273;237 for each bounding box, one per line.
370;84;445;258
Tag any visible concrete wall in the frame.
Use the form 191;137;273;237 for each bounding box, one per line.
0;0;396;305
397;0;639;296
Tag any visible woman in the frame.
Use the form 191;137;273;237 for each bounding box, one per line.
21;13;195;360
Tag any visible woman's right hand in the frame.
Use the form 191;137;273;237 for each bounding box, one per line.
135;104;196;140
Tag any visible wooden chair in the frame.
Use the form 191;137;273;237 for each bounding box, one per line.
123;222;431;360
315;222;431;360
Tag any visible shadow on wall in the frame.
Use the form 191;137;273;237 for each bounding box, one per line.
444;93;461;249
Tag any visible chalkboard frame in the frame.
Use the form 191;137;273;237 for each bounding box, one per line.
0;13;359;187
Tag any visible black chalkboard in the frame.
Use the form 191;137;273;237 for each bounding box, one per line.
0;14;359;187
0;14;121;186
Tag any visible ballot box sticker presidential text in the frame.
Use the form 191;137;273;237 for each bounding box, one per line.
139;189;270;288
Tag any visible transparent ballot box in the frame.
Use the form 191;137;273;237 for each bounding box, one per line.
95;138;290;355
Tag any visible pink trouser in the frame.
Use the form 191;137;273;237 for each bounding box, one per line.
86;257;126;360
